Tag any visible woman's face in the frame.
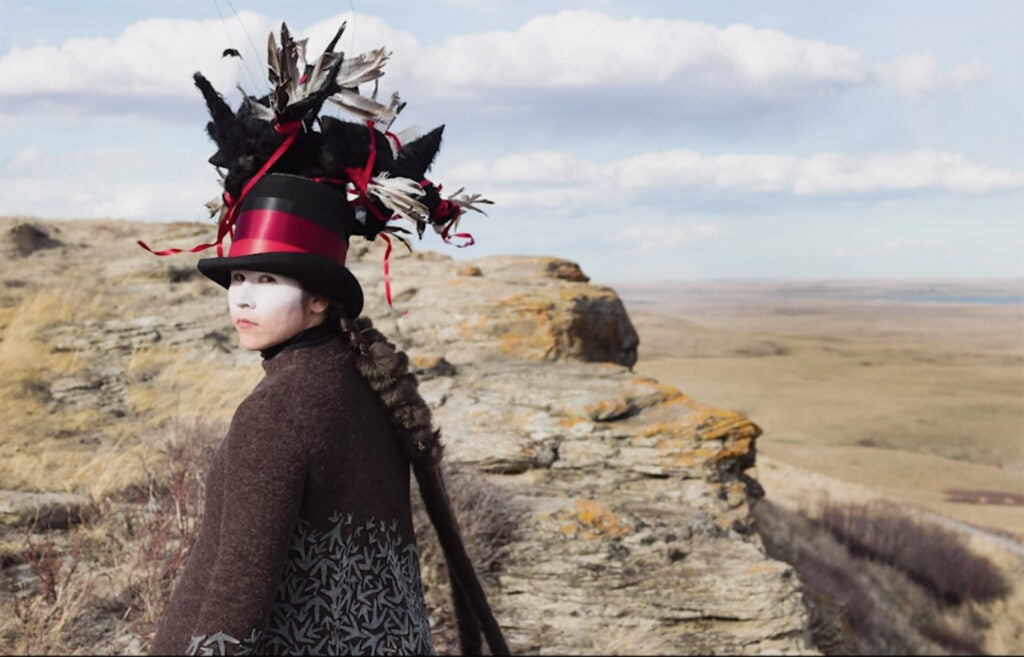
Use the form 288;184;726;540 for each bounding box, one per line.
228;270;327;351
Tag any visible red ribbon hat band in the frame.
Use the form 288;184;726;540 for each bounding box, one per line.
230;207;348;263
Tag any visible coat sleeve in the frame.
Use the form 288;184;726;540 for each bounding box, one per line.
184;390;310;656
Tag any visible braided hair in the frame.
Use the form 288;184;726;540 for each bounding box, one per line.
338;315;509;655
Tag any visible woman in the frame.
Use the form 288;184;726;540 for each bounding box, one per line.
145;21;506;657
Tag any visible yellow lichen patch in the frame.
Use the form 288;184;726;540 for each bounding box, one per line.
544;498;633;539
556;415;589;429
636;421;697;441
456;314;490;343
639;408;759;443
572;498;633;538
710;436;753;464
492;295;565;360
581;397;630;420
655;440;718;471
411;354;444;371
626;377;686;403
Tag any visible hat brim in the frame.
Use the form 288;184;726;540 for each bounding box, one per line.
197;252;364;319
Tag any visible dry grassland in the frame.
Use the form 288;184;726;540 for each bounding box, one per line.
616;280;1024;537
615;279;1024;652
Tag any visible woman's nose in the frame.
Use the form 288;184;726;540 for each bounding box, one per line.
229;282;255;308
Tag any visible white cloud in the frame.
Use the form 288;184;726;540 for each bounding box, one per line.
451;148;1024;210
1;145;50;175
618;222;722;252
792;151;1022;195
0;175;214;221
0;13;266;100
874;53;990;97
0;11;411;115
3;9;987;119
414;10;868;105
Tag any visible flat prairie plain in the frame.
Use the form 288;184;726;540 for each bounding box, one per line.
613;279;1024;544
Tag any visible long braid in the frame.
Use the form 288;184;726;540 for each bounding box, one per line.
338;316;510;656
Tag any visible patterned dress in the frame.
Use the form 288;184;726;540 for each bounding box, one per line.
150;328;434;655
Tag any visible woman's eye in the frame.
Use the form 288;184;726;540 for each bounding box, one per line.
231;272;244;282
258;274;277;283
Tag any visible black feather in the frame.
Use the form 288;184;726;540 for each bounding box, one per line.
391;125;444;180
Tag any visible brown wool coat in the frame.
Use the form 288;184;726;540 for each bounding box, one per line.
150;336;433;656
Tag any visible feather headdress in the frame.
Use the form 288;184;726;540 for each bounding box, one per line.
194;20;492;249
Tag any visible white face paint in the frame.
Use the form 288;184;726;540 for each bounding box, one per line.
228;270;322;351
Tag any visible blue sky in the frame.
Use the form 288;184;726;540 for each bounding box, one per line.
1;1;1021;284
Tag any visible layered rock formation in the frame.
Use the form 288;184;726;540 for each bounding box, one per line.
0;218;813;654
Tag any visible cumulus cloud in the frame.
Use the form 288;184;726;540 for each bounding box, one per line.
2;9;985;119
0;145;51;175
0;174;215;221
408;10;870;110
618;222;722;252
0;11;409;117
451;148;1024;211
874;53;990;97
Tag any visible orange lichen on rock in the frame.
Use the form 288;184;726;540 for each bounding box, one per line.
709;436;753;464
637;407;759;444
491;293;565;360
549;498;634;539
456;314;490;342
556;415;588;429
572;499;633;538
581;397;632;421
626;377;686;402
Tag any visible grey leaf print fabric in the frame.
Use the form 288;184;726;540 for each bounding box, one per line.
187;629;260;656
252;511;434;655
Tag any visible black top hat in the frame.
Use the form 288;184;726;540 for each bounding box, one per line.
197;173;364;318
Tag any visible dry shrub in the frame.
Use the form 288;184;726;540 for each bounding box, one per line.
753;496;1007;655
816;497;1009;604
0;532;97;655
121;419;220;644
412;460;523;654
0;419;220;655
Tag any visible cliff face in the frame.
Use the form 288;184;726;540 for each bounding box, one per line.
0;218;813;654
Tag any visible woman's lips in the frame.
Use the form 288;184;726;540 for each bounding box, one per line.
235;318;256;329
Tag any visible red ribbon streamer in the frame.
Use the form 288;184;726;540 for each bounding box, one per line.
378;233;407;316
342;120;378;196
